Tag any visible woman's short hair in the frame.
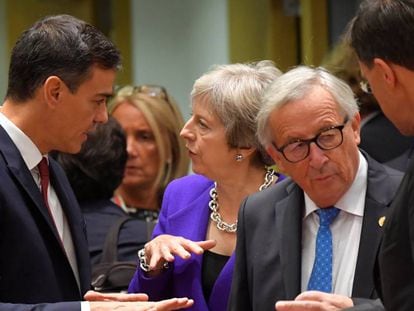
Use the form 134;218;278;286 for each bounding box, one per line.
191;60;282;165
108;85;189;195
257;66;359;147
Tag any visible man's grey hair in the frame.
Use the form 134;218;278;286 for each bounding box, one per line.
257;66;359;147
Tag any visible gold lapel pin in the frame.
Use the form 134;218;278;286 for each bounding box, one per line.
378;216;386;227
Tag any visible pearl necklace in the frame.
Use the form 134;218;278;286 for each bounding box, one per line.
208;167;276;233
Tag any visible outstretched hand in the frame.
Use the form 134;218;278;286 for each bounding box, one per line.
84;291;194;310
275;291;354;311
143;235;216;273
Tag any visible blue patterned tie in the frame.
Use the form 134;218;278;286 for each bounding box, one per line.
307;207;340;292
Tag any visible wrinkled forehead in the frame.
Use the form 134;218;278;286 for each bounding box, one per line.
269;89;345;140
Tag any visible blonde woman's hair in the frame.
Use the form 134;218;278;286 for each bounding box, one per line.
108;85;189;197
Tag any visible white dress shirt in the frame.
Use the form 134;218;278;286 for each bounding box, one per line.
301;151;367;296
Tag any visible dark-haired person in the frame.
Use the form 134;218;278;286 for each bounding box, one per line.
56;117;147;276
0;14;192;311
350;1;414;310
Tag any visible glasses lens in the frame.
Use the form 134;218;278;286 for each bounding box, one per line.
283;141;309;162
317;128;343;150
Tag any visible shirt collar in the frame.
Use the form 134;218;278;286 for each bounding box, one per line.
304;151;367;218
0;111;43;170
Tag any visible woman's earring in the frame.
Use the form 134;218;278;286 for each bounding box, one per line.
235;154;244;162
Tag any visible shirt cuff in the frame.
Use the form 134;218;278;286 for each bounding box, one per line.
81;301;91;311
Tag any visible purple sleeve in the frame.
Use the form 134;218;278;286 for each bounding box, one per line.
127;183;175;300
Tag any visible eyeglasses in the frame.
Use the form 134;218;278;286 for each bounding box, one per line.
359;80;372;94
272;118;349;163
132;84;168;100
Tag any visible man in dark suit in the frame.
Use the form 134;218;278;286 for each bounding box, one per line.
0;14;192;311
228;66;403;311
350;1;414;310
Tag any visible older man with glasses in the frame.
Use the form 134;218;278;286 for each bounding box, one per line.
228;66;403;311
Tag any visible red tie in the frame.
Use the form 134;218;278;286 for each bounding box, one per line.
38;158;69;255
37;157;60;233
38;157;50;211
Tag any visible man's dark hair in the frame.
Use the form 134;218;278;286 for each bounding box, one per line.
56;117;127;202
350;0;414;70
6;14;121;102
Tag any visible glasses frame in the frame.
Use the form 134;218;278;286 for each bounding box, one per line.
132;84;169;100
272;118;349;163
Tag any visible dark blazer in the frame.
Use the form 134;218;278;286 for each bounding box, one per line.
0;126;91;310
378;158;414;311
360;111;414;163
229;153;403;311
81;200;148;264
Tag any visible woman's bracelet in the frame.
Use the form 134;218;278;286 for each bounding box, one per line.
138;248;169;272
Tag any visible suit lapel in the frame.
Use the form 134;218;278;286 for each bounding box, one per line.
0;128;63;244
276;183;303;299
352;155;395;297
49;159;91;293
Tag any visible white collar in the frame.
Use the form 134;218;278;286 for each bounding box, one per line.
0;111;43;169
304;151;367;217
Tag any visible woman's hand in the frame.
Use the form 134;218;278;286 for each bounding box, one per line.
143;234;216;275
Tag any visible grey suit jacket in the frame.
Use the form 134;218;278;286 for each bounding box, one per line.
228;153;403;311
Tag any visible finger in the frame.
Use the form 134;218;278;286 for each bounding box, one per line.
154;297;194;310
275;300;323;311
295;291;327;302
84;290;149;302
196;239;217;250
295;291;353;309
176;237;210;255
102;293;149;302
149;247;174;270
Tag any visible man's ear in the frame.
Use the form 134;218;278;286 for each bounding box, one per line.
266;145;286;173
373;58;396;88
43;76;64;107
350;112;361;146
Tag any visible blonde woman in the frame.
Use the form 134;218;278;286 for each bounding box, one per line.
109;85;189;224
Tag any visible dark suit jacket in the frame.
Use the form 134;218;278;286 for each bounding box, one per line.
378;157;414;310
360;111;414;163
0;126;91;310
229;153;403;311
81;199;148;264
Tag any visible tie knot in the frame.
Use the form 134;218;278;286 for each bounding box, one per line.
38;157;49;179
316;207;339;227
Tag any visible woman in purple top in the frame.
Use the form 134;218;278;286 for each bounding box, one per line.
129;60;285;310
